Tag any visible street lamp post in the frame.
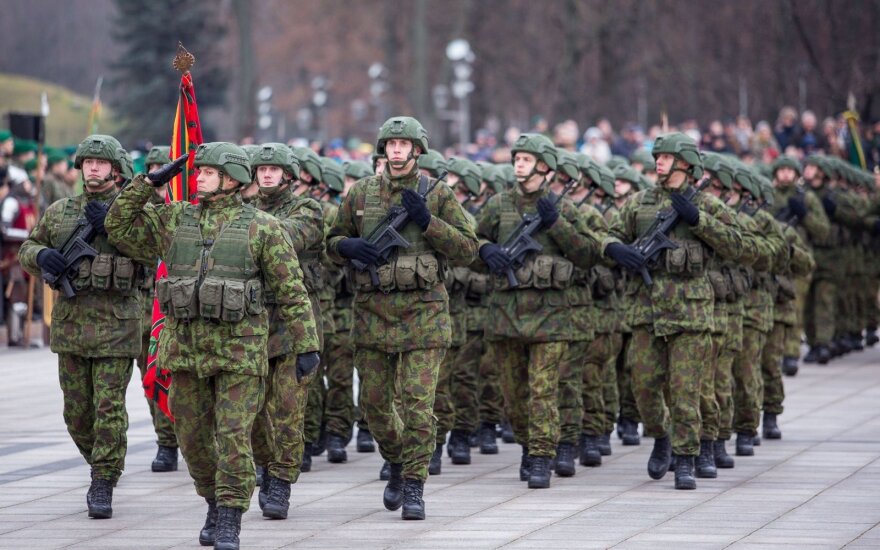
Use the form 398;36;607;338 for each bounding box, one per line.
312;76;328;144
446;39;475;153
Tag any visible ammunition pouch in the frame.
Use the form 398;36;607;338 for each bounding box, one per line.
590;265;617;298
663;239;704;276
493;254;574;291
157;276;264;321
69;253;142;293
351;252;444;293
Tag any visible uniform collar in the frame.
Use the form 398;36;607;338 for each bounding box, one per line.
382;165;419;191
202;192;242;210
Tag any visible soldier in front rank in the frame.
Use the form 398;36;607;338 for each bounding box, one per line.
768;155;829;374
246;143;324;520
326;116;478;519
18;135;146;519
138;145;180;473
477;134;602;489
105;142;320;550
603;133;744;490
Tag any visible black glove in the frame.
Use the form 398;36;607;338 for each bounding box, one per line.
295;351;321;382
787;195;808;221
821;195;837;217
479;243;513;273
670;193;700;226
536;197;560;228
605;242;646;271
84;201;109;235
37;248;66;277
401;188;431;231
147;153;189;187
338;237;381;265
873;219;880;237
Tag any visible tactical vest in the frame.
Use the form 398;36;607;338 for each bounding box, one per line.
155;204;265;322
351;175;444;293
493;191;574;291
634;188;707;277
58;196;141;294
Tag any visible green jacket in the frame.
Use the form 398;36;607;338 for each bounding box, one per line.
105;175;320;377
326;168;478;352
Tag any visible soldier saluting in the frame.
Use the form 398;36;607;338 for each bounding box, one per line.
105;143;320;550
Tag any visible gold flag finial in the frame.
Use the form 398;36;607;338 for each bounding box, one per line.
172;42;195;73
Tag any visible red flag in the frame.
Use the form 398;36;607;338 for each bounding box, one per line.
144;69;205;420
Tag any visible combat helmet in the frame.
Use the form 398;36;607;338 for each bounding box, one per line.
651;132;704;180
319;157;345;193
292;146;323;183
251;143;300;181
145;146;172;167
447;157;482;196
343;160;373;181
510;133;557;172
193;142;252;186
375;116;429;164
418;148;447;177
74;134;126;172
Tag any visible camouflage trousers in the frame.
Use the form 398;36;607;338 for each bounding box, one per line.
478;340;504;425
866;275;880;330
137;334;177;448
629;328;711;457
251;355;313;483
786;274;811;357
435;333;482;445
616;332;640;423
804;277;835;346
732;326;766;437
58;354;133;482
171;371;264;511
358;347;444;481
600;333;623;435
761;322;786;416
558;339;589;444
497;339;566;457
716;311;742;441
699;333;724;441
323;330;369;441
303;365;326;445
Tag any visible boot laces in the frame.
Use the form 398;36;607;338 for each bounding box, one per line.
216;508;240;540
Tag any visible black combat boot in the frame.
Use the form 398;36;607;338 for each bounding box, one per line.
713;439;735;468
735;432;754;456
579;434;602;467
782;356;799;377
519;446;531;481
379;460;391;481
198;498;217;546
356;428;376;453
695;440;717;479
258;473;271;510
87;478;113;519
528;456;552;489
326;433;348;463
865;329;879;347
836;337;852;355
674;455;697;490
468;430;479;448
763;412;781;439
803;347;819;364
828;341;841;358
301;445;312;472
752;434;761;446
255;464;266;487
621;417;641;446
383;463;404;511
850;332;864;352
597;433;612;456
311;424;327;456
555;442;577;477
428;444;442;475
214;506;243;550
501;420;515;443
262;477;291;519
479;422;498;454
151;445;178;472
647;436;672;480
816;345;832;365
401;479;426;520
449;430;472;465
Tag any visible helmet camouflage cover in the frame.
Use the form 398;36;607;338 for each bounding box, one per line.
652;132;704;180
193;142;252;184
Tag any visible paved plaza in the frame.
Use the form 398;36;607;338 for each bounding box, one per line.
0;344;879;549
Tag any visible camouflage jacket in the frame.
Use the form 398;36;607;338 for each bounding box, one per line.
738;207;786;332
773;225;815;325
326;168;478;352
603;182;744;337
105;175;320;377
19;188;144;358
256;185;325;358
477;184;602;343
771;184;830;247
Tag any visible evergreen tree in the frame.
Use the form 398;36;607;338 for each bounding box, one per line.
110;0;227;144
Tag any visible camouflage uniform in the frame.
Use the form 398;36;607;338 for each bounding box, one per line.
19;187;143;484
105;170;320;512
326;166;478;482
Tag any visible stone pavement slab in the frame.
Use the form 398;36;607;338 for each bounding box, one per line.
0;344;878;549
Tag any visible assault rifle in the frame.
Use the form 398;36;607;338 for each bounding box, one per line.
627;177;710;286
497;180;577;288
576;186;597;208
351;171;446;287
42;178;132;298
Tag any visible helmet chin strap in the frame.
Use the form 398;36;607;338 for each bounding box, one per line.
386;143;418;170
